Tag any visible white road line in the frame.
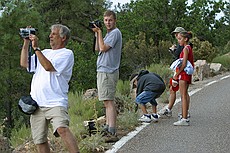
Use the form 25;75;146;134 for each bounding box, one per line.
105;74;230;153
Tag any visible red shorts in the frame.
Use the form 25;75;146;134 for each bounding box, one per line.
169;78;179;91
170;71;192;92
178;71;192;84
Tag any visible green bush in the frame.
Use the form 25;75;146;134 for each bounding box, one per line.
191;37;218;62
10;124;32;148
212;54;230;70
117;110;139;131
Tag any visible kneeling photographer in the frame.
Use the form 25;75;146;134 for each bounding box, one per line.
20;24;80;152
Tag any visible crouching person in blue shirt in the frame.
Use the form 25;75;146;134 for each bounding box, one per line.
130;70;166;123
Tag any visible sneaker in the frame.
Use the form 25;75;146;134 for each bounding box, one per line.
138;114;151;123
104;132;119;143
163;108;172;117
173;118;190;126
178;112;190;122
151;114;159;122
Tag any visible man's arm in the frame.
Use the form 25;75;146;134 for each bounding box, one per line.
30;34;55;72
20;39;30;68
92;26;110;52
34;49;56;71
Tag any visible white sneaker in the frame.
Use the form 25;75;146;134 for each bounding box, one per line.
159;108;172;117
173;118;190;126
164;108;172;117
178;112;190;122
151;114;159;122
138;114;151;123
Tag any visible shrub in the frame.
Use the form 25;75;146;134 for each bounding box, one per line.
212;54;230;70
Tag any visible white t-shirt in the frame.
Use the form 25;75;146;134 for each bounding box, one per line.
29;48;74;109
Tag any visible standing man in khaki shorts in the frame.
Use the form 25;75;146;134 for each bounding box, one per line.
92;10;122;142
20;24;79;153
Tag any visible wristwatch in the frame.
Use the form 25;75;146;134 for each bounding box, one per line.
34;47;41;52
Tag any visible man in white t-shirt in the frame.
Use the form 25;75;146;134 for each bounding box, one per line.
20;24;79;153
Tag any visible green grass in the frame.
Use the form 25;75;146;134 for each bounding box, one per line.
212;54;230;70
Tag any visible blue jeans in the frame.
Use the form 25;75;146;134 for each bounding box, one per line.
136;91;160;106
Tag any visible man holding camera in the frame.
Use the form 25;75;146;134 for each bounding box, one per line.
91;10;122;142
20;24;79;153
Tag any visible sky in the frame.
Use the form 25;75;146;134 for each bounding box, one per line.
111;0;131;7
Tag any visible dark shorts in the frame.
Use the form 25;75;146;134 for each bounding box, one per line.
136;90;163;106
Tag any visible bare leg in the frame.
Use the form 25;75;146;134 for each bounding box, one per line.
37;141;50;153
104;100;117;129
139;104;148;114
179;80;189;119
57;127;80;153
168;86;176;110
151;105;157;114
187;93;190;112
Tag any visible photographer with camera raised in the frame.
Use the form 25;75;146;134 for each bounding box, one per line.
91;10;122;143
20;24;80;153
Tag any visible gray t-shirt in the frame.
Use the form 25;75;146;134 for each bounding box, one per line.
97;28;122;73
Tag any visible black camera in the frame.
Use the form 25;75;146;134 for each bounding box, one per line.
19;28;37;39
89;20;102;29
168;45;176;54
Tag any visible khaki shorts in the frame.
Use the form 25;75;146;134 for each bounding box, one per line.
30;106;70;144
97;71;119;101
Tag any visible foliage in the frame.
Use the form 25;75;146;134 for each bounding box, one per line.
68;92;104;122
80;133;107;153
116;80;130;96
117;110;139;131
10;124;32;148
147;64;173;82
191;37;218;62
68;41;97;92
121;32;159;79
222;41;230;55
212;54;230;70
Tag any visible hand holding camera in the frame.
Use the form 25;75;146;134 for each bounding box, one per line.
19;27;37;39
19;27;39;49
168;44;176;54
89;20;102;29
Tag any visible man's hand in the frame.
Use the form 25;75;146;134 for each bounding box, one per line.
92;24;101;33
28;34;39;50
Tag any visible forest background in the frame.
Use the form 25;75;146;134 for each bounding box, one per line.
0;0;229;152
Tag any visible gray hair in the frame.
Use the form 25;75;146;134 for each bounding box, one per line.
50;24;71;45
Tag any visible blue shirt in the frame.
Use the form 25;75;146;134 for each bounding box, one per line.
97;28;122;73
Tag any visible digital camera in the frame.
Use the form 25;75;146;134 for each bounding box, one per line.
19;28;37;39
168;45;176;54
89;20;102;29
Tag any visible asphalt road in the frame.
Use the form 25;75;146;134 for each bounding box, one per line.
116;74;230;153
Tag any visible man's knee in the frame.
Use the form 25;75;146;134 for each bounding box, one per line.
56;127;69;137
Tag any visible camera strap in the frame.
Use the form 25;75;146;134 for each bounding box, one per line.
28;41;37;73
28;41;32;72
93;36;96;55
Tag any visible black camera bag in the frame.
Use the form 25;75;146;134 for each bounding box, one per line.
18;95;38;115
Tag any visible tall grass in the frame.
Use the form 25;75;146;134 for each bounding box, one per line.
212;54;230;70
